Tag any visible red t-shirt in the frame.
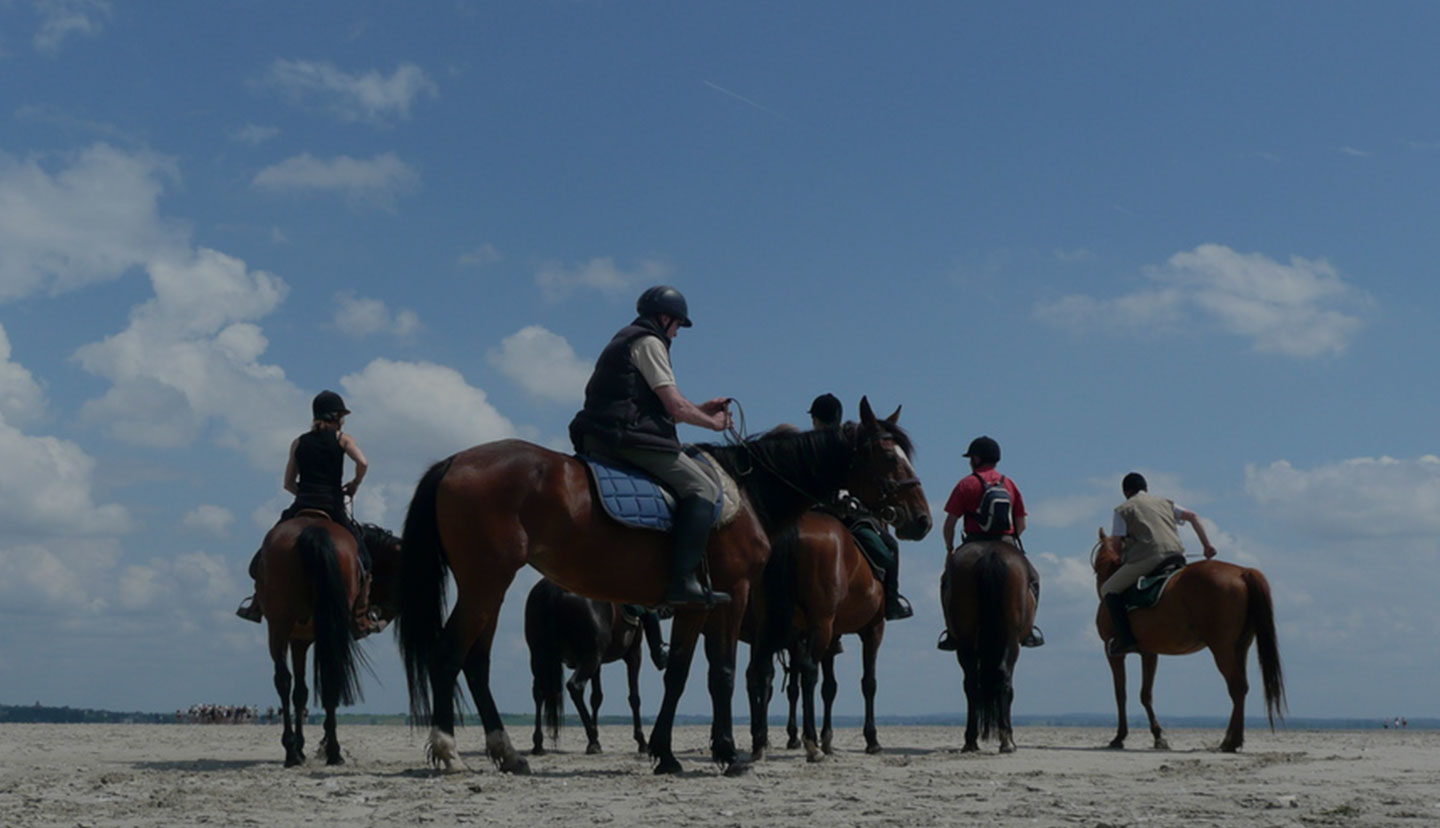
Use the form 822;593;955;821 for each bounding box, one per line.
944;466;1026;536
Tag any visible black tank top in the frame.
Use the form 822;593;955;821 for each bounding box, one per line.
292;429;345;512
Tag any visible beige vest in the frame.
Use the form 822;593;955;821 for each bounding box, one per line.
1116;492;1184;563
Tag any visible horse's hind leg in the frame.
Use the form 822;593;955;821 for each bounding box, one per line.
460;609;531;774
785;646;801;750
271;630;301;767
322;702;342;765
1213;642;1250;752
745;640;775;760
1139;653;1168;750
819;648;838;755
289;640;311;764
795;645;823;763
703;620;750;775
649;610;705;774
566;661;602;754
997;646;1018;754
959;648;981;753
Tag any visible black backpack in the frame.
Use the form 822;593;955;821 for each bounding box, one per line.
972;472;1013;534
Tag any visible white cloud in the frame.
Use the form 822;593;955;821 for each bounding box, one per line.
32;0;110;53
339;358;519;478
1340;146;1370;157
1029;469;1208;530
181;505;235;536
251;152;419;209
534;257;670;302
458;243;501;268
333;291;421;338
0;416;131;537
486;325;590;404
0;143;185;301
0;323;46;425
229;124;279;146
1246;455;1440;540
0;538;120;614
263;59;438;124
73;248;306;468
1034;244;1366;357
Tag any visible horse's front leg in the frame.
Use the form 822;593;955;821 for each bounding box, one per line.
785;645;802;749
649;610;704;775
819;647;838;755
1139;652;1168;749
625;646;647;752
289;640;310;765
566;660;602;754
704;619;750;776
796;645;822;763
1107;652;1128;749
745;641;774;761
860;623;884;754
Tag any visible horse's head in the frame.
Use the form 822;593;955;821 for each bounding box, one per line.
360;524;404;624
1092;527;1123;585
844;397;932;541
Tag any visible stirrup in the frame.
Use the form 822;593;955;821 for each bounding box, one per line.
663;587;731;609
235;596;262;623
1021;625;1045;647
885;595;914;621
1106;636;1138;657
936;630;958;652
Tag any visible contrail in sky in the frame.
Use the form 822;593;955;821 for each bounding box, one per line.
703;80;789;121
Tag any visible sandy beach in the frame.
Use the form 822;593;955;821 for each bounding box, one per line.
2;722;1437;827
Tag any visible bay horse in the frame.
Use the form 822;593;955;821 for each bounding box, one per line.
396;397;930;776
1093;529;1285;752
256;517;402;766
745;509;904;762
525;577;669;755
941;540;1036;754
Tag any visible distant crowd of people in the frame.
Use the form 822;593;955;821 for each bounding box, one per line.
174;704;296;724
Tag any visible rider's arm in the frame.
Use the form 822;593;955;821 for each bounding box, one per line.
1014;513;1027;536
282;438;299;495
655;385;729;431
1177;508;1217;558
339;433;369;495
943;513;959;553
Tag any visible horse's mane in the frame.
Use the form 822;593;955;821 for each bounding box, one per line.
699;427;852;534
358;522;400;550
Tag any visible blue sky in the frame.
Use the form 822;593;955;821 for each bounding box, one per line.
3;1;1439;725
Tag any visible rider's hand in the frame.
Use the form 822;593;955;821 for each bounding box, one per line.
698;397;729;415
343;481;359;497
711;409;732;431
1203;545;1217;559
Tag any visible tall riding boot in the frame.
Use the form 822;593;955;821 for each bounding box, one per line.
236;548;264;622
664;496;729;607
1104;593;1138;656
882;556;913;621
936;568;957;651
1020;555;1044;647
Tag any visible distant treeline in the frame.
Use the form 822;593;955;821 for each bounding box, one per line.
3;704;1434;730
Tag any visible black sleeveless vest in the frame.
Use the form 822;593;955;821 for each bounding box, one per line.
292;428;346;514
569;317;680;453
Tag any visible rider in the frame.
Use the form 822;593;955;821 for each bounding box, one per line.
937;435;1044;650
808;393;913;622
1101;472;1217;656
235;390;370;622
569;285;733;607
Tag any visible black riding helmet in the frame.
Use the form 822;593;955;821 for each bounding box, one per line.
312;390;351;422
636;285;692;327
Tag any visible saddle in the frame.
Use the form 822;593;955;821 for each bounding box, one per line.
1122;554;1187;612
293;508;332;521
579;448;741;532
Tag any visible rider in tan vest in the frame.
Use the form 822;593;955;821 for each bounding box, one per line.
1101;472;1216;656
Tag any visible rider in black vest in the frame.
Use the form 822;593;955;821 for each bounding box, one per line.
236;390;370;622
569;286;733;607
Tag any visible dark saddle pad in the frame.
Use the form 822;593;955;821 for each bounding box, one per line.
1123;554;1187;611
579;454;723;532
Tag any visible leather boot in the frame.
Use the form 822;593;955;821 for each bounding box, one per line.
1104;593;1138;656
664;496;729;607
236;593;263;623
882;560;912;620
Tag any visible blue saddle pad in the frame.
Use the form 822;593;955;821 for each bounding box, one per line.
580;455;722;532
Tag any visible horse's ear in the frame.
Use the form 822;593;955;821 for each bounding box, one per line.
1097;527;1107;541
858;396;877;428
885;405;901;425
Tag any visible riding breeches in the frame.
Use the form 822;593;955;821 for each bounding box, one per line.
582;436;722;503
1099;554;1165;597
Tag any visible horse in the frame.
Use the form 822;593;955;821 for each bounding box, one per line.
941;540;1037;754
255;516;402;766
396;397;931;776
525;577;669;755
1092;529;1286;752
744;509;902;762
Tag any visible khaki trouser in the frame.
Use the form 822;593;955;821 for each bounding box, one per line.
1099;553;1172;597
583;436;721;503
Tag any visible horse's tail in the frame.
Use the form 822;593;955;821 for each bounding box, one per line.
757;524;801;659
1243;568;1287;728
524;581;565;746
973;547;1016;741
296;525;367;709
396;456;455;726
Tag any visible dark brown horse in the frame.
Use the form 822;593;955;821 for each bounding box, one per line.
525;577;669;755
1093;530;1286;752
256;517;401;766
396;398;930;776
745;509;907;762
941;540;1036;754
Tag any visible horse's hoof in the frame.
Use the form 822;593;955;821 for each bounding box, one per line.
1154;738;1170;751
531;746;546;757
865;743;883;755
502;756;532;775
284;755;302;768
999;743;1016;754
635;742;648;754
1219;742;1240;754
586;742;603;756
653;756;683;775
960;743;980;754
327;755;345;766
1107;739;1125;750
751;746;767;762
723;758;752;777
786;738;802;750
